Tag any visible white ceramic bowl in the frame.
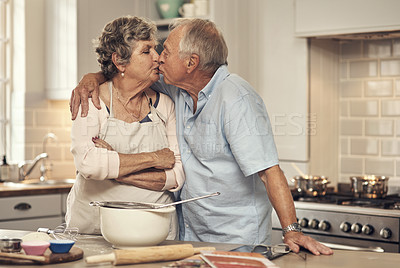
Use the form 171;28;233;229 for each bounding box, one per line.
99;204;175;248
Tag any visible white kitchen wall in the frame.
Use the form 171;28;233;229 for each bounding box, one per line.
214;0;309;180
339;38;400;188
77;0;149;80
11;0;76;179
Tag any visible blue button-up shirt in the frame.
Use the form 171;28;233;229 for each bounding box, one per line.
152;65;279;244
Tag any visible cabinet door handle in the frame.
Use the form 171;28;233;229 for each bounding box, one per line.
14;202;32;211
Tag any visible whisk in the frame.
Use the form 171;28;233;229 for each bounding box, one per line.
37;223;79;241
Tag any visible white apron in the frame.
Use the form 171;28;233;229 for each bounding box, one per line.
66;82;177;238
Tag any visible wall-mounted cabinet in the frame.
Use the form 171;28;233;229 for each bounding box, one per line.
214;0;309;165
295;0;400;37
44;0;77;100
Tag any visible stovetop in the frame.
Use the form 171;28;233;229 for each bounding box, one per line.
292;192;400;210
285;190;400;251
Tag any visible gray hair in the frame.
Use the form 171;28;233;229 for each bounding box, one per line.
170;18;228;74
95;16;157;80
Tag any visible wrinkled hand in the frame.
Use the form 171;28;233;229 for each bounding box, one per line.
284;232;334;256
92;137;114;151
70;73;101;120
153;148;175;169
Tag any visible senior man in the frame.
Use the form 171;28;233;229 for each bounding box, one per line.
70;18;333;256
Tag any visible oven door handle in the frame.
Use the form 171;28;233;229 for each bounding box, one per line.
321;242;384;253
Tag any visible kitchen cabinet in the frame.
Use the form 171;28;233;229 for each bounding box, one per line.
44;0;77;100
0;194;64;231
213;0;308;169
295;0;400;37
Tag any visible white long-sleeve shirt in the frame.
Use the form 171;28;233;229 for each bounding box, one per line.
70;91;185;191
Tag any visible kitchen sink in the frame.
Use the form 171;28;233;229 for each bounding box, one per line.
2;179;75;187
22;178;76;185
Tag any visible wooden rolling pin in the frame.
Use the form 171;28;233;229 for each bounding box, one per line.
85;244;216;265
0;252;46;262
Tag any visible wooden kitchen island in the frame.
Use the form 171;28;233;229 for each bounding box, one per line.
1;229;400;267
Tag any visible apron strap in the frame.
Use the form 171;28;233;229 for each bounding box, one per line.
106;85;167;125
108;82;115;118
144;91;167;124
100;81;114;140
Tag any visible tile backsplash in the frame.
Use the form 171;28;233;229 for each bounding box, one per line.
22;99;75;180
340;38;400;187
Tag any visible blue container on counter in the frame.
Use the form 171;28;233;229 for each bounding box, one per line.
49;240;75;254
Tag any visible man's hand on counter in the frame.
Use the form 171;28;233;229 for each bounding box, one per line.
284;232;334;256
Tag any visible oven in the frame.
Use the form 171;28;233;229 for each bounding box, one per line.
271;193;400;253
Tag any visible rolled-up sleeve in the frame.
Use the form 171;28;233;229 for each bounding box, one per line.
71;101;119;180
225;92;279;177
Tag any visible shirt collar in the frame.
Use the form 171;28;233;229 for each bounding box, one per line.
179;65;230;112
199;65;230;100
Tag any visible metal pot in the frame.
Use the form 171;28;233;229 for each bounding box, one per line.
0;238;22;253
349;175;389;198
291;175;330;197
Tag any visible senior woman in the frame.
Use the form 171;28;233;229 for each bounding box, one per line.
65;16;185;239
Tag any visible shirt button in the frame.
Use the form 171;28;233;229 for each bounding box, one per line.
186;126;190;129
185;224;189;228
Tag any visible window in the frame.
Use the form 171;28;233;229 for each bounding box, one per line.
0;0;11;158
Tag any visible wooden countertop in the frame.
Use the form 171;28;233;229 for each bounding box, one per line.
0;182;72;197
1;229;400;268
